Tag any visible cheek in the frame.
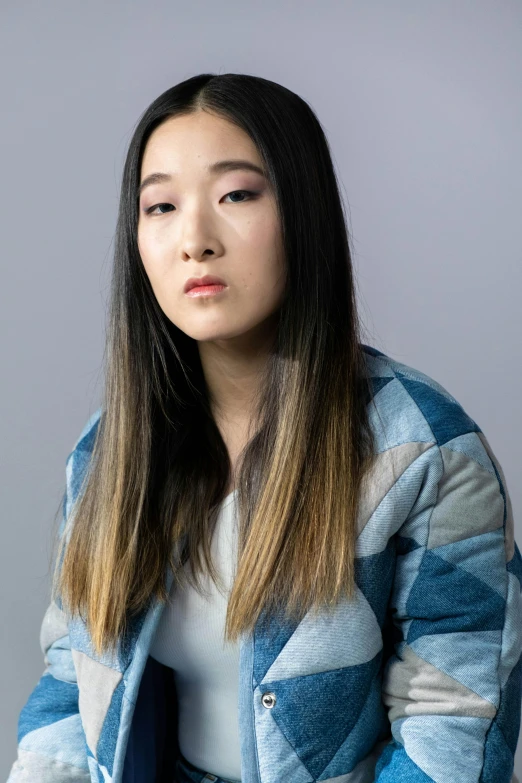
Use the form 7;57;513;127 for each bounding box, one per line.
247;254;286;306
248;218;284;268
138;251;155;286
137;222;165;259
136;223;146;255
137;231;151;270
137;233;164;280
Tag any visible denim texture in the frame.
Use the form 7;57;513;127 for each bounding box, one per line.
7;344;522;783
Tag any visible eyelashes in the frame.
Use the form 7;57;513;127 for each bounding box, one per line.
223;189;259;204
144;189;259;216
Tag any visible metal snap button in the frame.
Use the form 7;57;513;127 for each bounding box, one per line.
261;691;276;708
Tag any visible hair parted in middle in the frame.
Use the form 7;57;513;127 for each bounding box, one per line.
53;72;380;658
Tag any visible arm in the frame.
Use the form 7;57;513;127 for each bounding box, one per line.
6;598;91;782
375;435;522;782
7;412;101;783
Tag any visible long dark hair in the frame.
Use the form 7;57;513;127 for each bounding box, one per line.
53;72;378;657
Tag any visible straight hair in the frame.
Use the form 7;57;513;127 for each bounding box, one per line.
52;72;379;657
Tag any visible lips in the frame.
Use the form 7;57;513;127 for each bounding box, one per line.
184;275;227;293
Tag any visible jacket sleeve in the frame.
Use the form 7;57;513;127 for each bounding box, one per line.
374;435;522;783
7;450;92;782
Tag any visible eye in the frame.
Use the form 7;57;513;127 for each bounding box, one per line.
143;190;258;215
145;203;174;216
223;189;257;203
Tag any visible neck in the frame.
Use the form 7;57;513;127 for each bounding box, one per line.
198;315;277;426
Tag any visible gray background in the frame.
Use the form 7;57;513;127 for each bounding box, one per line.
1;0;520;778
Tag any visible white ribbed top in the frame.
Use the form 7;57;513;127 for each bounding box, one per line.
149;490;242;782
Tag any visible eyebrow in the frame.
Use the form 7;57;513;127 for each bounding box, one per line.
138;159;267;198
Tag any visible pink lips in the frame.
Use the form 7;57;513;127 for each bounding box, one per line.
184;274;227;293
185;284;227;298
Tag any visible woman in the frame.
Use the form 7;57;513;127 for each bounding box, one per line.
8;73;522;783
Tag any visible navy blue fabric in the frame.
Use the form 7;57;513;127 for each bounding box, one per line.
122;656;177;783
175;752;241;783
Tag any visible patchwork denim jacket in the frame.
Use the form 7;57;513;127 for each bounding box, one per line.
7;345;522;783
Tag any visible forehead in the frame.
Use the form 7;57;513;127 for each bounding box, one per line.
140;110;262;175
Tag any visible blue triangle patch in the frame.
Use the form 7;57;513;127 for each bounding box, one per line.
261;651;382;779
394;374;481;446
406;550;506;645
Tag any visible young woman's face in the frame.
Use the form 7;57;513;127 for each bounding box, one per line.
137;110;286;347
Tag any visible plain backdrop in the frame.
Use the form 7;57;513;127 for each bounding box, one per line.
1;0;521;779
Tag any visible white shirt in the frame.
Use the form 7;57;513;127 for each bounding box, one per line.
149;489;242;782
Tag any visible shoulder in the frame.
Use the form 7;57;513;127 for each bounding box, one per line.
360;344;513;562
361;343;483;450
